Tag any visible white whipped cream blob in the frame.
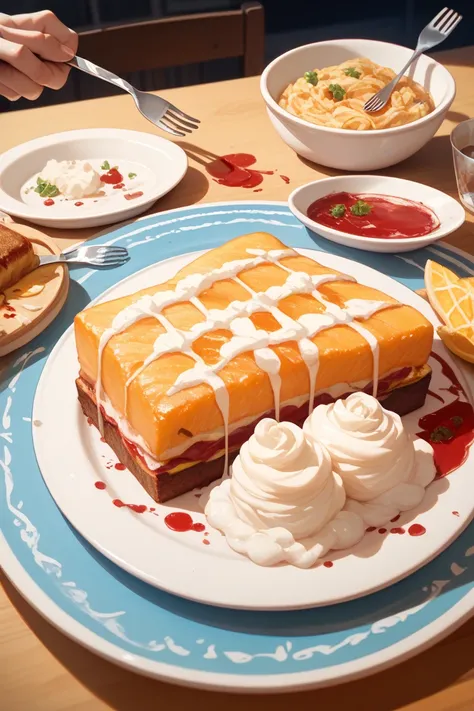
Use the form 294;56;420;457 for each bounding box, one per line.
41;159;101;199
303;391;435;501
204;418;366;568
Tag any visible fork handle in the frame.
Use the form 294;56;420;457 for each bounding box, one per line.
68;56;136;96
386;47;425;95
39;255;61;266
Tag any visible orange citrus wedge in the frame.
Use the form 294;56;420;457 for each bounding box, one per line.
424;259;474;364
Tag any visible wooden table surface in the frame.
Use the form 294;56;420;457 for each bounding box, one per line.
2;46;474;711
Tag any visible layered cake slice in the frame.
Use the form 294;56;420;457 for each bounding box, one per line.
74;232;433;502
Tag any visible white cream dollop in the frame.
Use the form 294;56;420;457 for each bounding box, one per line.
40;159;101;199
303;392;436;525
203;418;365;568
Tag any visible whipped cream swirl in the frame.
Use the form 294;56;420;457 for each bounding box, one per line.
204;418;365;568
304;392;436;525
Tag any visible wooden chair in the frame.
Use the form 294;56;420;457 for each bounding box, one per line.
77;2;265;79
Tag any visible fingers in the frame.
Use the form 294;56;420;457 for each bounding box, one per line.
1;10;78;54
0;64;43;100
0;25;75;62
0;37;70;90
0;78;20;101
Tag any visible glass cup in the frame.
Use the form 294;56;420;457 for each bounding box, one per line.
451;118;474;215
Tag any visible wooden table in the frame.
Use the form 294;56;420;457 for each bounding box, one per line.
2;46;474;711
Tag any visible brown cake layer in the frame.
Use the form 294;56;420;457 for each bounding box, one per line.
77;370;431;504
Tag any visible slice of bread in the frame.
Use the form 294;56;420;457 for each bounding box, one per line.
0;223;39;292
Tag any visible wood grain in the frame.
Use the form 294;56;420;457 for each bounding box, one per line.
1;45;474;711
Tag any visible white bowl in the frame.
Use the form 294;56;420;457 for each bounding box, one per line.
260;39;456;171
288;175;465;253
0;128;188;229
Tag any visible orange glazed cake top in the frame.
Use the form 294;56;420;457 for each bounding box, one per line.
74;232;433;461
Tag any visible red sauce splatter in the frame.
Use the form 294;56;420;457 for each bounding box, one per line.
114;462;126;471
390;514;401;523
43;198;55;206
113;183;125;189
164;512;205;533
390;527;405;535
4;304;15;312
280;175;290;184
417;353;474;476
95;481;106;490
100;168;123;185
408;524;426;537
428;389;445;404
113;499;147;514
307;192;438;239
378;528;387;534
206;153;273;189
203;539;210;545
75;201;84;207
204;531;209;536
366;526;377;532
253;188;263;192
124;191;144;200
323;561;334;568
3;313;15;319
452;511;460;517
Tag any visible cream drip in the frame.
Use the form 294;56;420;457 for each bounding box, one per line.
94;246;394;467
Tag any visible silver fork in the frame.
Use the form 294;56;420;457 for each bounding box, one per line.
39;245;129;268
68;56;200;137
364;7;462;113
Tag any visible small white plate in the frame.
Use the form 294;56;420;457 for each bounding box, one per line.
0;129;187;229
288;176;465;253
33;248;474;611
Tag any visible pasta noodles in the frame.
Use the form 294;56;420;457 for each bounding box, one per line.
278;57;435;130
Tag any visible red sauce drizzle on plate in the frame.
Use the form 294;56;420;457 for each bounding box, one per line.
114;462;126;471
206;153;273;189
100;168;123;185
75;201;84;207
113;499;147;514
408;524;426;537
323;561;333;568
417;353;474;476
95;481;106;490
164;512;205;533
124;191;144;201
113;183;125;190
390;527;405;535
280;175;290;184
307;191;439;239
43;198;55;206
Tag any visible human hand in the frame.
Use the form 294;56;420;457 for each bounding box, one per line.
0;10;78;101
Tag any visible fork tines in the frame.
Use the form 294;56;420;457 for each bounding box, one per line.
431;7;462;33
159;103;200;137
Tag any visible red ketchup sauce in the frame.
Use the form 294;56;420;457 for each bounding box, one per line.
124;191;144;201
206;153;273;189
164;512;205;533
307;192;439;239
100;168;123;185
43;198;55;206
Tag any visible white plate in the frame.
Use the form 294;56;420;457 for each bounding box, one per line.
288;176;465;253
0;129;187;229
32;247;474;610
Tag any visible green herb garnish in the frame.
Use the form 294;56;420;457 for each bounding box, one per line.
329;83;346;101
304;71;318;86
330;204;346;218
430;425;454;443
451;415;463;428
101;160;110;171
128;172;137;179
350;200;372;216
34;178;60;198
344;67;361;79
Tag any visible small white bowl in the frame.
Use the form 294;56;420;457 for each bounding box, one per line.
0;128;188;229
288;175;465;253
260;39;456;171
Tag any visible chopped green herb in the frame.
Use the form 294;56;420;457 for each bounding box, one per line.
100;160;110;171
350;200;372;216
450;415;463;428
304;71;318;86
34;178;60;198
128;172;137;179
329;83;346;101
344;67;361;79
430;425;454;443
330;204;346;218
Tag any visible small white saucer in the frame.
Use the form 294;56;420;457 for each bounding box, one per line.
0;129;188;230
288;175;465;253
